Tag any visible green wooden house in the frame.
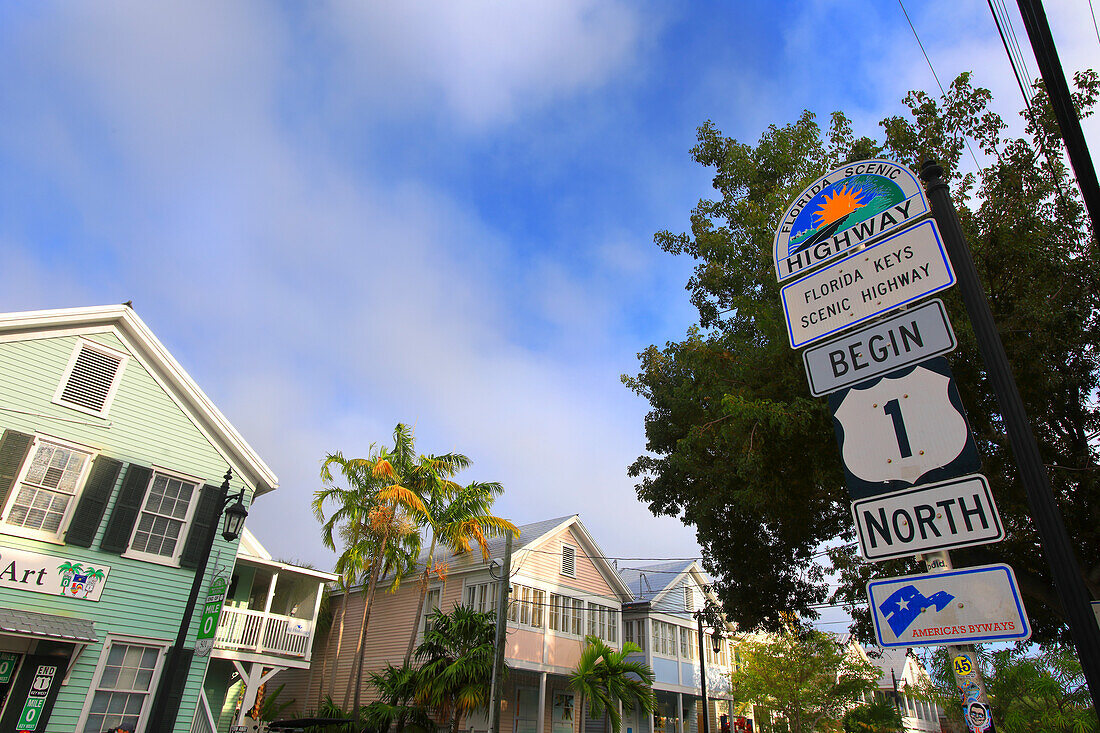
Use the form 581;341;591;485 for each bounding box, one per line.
0;304;278;732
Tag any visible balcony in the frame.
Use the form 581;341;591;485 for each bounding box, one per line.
216;606;312;659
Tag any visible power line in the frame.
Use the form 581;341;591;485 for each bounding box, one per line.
897;0;985;172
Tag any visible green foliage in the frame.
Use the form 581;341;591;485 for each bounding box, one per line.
841;698;903;733
916;645;1097;733
414;604;498;733
258;683;296;722
624;70;1100;642
568;636;656;733
729;631;879;733
362;663;434;733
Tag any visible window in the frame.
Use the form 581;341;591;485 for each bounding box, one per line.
549;593;584;635
507;584;545;628
651;620;677;656
464;581;499;614
126;471;199;563
79;637;166;733
684;585;695;612
624;619;634;645
54;339;128;417
2;438;92;537
623;620;645;650
587;602;617;643
561;544;576;577
422;587;442;634
680;627;695;659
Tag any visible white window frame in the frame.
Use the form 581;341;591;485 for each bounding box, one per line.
420;585;442;636
560;543;576;578
75;633;169;733
52;337;129;418
122;468;203;567
463;579;500;615
0;434;98;544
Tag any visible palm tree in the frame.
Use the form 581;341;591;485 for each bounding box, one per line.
402;475;517;666
414;605;497;733
314;435;427;715
569;637;656;733
363;663;433;733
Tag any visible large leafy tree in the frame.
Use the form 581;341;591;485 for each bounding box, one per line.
624;71;1100;642
730;631;879;733
414;604;497;733
568;636;656;733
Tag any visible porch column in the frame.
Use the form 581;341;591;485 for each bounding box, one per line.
677;693;684;733
257;571;278;654
537;672;547;733
305;579;325;662
232;661;287;726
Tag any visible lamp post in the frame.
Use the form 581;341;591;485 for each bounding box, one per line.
147;468;248;731
694;605;724;733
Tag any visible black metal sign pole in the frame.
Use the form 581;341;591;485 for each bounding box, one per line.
920;161;1100;711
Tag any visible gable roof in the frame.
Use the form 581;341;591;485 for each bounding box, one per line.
618;560;696;602
0;304;278;495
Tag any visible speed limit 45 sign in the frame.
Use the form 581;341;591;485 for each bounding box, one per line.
828;357;981;498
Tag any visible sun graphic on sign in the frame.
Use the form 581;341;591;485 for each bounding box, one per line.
813;183;867;227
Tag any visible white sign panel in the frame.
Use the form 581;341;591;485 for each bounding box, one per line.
781;219;955;349
773;159;928;281
829;357;981;498
852;474;1003;561
868;563;1030;647
0;544;110;602
803;299;956;396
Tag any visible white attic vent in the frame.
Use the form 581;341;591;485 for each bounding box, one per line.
561;544;576;577
54;339;127;416
684;585;695;612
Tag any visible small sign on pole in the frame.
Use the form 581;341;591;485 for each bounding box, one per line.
829;357;981;498
195;576;228;658
802;298;956;396
781;219;955;349
851;474;1003;560
867;564;1031;647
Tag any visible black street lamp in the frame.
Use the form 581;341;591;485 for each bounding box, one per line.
695;604;725;733
147;468;248;730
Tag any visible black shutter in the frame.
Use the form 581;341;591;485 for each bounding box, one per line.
0;430;33;510
180;484;222;569
156;647;195;729
100;464;152;553
64;455;123;547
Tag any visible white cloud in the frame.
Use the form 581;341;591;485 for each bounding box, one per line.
317;0;642;127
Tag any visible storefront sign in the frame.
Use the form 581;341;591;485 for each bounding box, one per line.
16;664;56;731
0;546;110;602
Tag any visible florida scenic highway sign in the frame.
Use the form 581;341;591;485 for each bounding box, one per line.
828;357;981;498
851;474;1004;561
773;159;929;282
780;219;955;349
802;299;957;397
868;564;1031;647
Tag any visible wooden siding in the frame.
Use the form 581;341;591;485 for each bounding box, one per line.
0;330;260;732
514;525;617;599
651;573;695;615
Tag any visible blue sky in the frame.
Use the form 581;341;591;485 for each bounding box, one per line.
1;1;1097;627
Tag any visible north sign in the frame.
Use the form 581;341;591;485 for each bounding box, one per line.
829;357;981;498
802;299;956;396
773;159;928;282
781;219;955;349
851;474;1003;561
868;563;1031;647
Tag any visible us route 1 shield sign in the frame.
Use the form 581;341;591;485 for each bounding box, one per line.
780;218;955;349
773;159;929;282
851;473;1004;561
868;564;1031;647
802;299;957;396
828;356;981;499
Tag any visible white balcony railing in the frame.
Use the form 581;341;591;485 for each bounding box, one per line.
215;606;313;659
